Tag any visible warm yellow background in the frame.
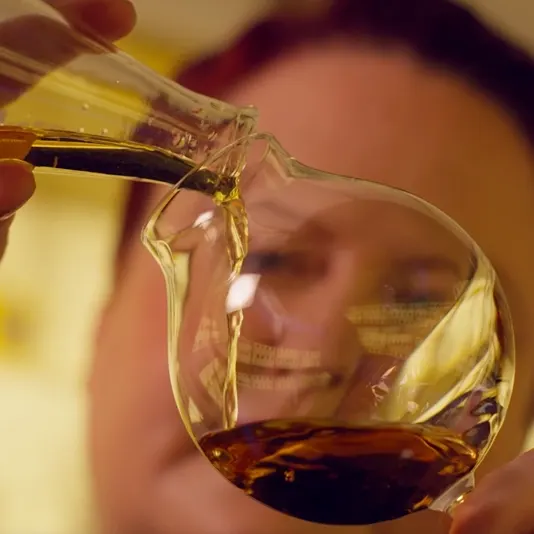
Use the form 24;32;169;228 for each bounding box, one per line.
0;34;185;534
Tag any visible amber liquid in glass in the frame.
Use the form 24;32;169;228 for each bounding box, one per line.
199;419;477;525
27;130;195;183
0;127;218;188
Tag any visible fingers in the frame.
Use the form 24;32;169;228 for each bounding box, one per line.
45;0;137;42
0;0;135;260
0;160;35;261
0;0;136;105
450;449;534;534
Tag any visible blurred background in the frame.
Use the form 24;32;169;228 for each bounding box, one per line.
0;1;532;532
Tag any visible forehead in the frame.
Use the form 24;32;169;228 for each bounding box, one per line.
225;41;534;245
222;38;534;327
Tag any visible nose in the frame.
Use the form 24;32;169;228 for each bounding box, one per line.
237;247;402;423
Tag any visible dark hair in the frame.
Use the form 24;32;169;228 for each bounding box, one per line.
179;0;534;140
117;0;534;271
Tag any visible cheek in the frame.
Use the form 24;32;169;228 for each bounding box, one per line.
89;241;192;527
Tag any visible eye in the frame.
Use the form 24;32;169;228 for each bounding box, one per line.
383;284;434;306
383;268;460;306
243;249;328;283
388;288;438;305
243;251;289;274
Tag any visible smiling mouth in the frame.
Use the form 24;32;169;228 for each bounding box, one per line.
197;334;404;393
199;354;335;394
236;364;334;391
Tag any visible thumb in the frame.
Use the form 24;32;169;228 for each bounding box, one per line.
0;159;35;260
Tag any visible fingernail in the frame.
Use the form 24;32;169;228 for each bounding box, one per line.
0;159;36;219
0;210;16;222
0;195;32;221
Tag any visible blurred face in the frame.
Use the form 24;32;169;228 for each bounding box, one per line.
89;37;534;534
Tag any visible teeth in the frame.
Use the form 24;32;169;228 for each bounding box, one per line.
346;303;450;326
239;338;320;369
191;319;322;370
237;371;332;391
198;355;331;397
358;328;421;359
192;317;224;352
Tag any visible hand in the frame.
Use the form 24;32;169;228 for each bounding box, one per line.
45;0;136;42
450;449;534;534
0;0;136;259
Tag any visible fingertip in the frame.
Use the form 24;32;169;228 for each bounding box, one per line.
76;0;137;42
450;500;498;534
0;160;36;217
